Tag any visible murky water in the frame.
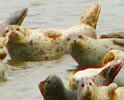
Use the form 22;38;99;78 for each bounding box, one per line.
0;0;124;100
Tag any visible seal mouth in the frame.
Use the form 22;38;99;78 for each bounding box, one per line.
0;53;7;60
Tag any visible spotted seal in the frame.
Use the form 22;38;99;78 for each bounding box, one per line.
68;31;124;68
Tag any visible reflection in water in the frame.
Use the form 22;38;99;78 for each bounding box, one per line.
0;0;124;100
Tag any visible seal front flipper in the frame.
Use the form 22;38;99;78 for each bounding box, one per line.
7;60;27;68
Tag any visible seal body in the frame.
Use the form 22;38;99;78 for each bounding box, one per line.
70;33;124;68
6;26;69;61
103;50;124;86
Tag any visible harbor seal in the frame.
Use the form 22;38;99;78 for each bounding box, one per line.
39;75;77;100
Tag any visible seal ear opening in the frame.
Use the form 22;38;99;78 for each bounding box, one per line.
103;52;115;65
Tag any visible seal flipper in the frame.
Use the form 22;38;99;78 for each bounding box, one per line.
95;60;123;86
100;32;124;39
7;60;27;68
80;3;101;29
0;8;28;36
5;8;28;25
113;39;124;47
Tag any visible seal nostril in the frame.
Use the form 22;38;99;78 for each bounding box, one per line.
87;87;90;90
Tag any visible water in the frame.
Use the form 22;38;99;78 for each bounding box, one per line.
0;0;124;100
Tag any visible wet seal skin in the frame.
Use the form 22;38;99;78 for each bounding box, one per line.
4;3;100;63
39;75;77;100
77;78;117;100
68;60;123;91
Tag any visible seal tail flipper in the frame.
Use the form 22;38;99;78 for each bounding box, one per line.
0;8;28;36
80;3;101;29
96;60;123;86
5;8;28;25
